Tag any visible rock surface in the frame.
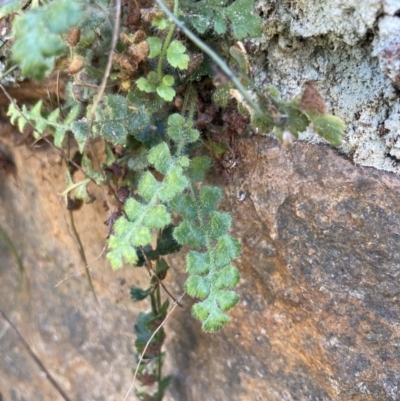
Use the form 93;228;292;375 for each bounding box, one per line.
2;1;400;401
1;134;400;400
253;0;400;173
165;135;400;401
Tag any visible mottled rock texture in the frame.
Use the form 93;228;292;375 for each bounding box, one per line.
166;136;400;401
253;0;400;173
1;134;400;400
2;1;400;401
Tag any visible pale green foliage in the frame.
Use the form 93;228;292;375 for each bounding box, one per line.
181;0;262;40
107;114;241;331
107;113;198;270
167;40;190;69
71;94;150;152
305;111;346;146
148;37;162;58
137;19;190;101
3;0;346;338
11;0;84;80
0;0;22;19
7;101;80;147
172;189;241;332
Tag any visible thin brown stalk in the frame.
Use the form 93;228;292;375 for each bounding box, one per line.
88;0;121;129
140;247;184;308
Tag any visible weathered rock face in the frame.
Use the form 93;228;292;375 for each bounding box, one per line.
0;143;152;401
165;136;400;401
2;1;400;401
253;0;400;173
2;134;400;401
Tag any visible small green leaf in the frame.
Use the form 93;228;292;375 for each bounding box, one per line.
201;307;230;332
167;40;190;70
156;225;182;255
187;156;212;182
107;248;123;269
64;104;81;125
173;220;204;248
11;0;84;79
131;226;152;247
130;286;153;301
128;106;150;133
120;244;139;265
71;119;89;153
125;198;145;222
148;36;162;58
215;290;239;311
185;275;211;299
177;156;190;167
162;74;175;86
152;17;169;30
158;165;189;201
144;204;171;229
284;104;309;136
208;211;232;240
199;186;223;215
214;265;240;289
167;113;185;141
127;148;149;171
169;193;197;220
307;111;345;146
137;77;157;93
192;298;213;321
214;15;227;35
156;258;169;277
190;7;213;34
113;216;135;237
214;235;241;267
138;172;160;202
157;82;175;101
148;142;172;174
186;251;210;275
225;0;262;40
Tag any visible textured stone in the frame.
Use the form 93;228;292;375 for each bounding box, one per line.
0;143;151;401
165;135;400;401
1;1;400;400
1;134;400;401
252;0;400;173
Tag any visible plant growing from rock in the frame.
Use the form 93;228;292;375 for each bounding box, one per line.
1;0;345;398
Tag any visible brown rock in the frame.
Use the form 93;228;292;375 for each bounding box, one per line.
1;135;400;401
165;136;400;401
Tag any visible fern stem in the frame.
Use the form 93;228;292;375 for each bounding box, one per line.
157;0;179;81
87;0;121;130
66;136;99;306
0;64;18;81
156;279;161;309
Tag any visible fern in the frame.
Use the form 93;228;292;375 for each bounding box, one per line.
107;113;198;269
4;0;346;339
107;113;240;331
172;185;241;332
70;94;151;152
180;0;262;40
7;101;80;147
